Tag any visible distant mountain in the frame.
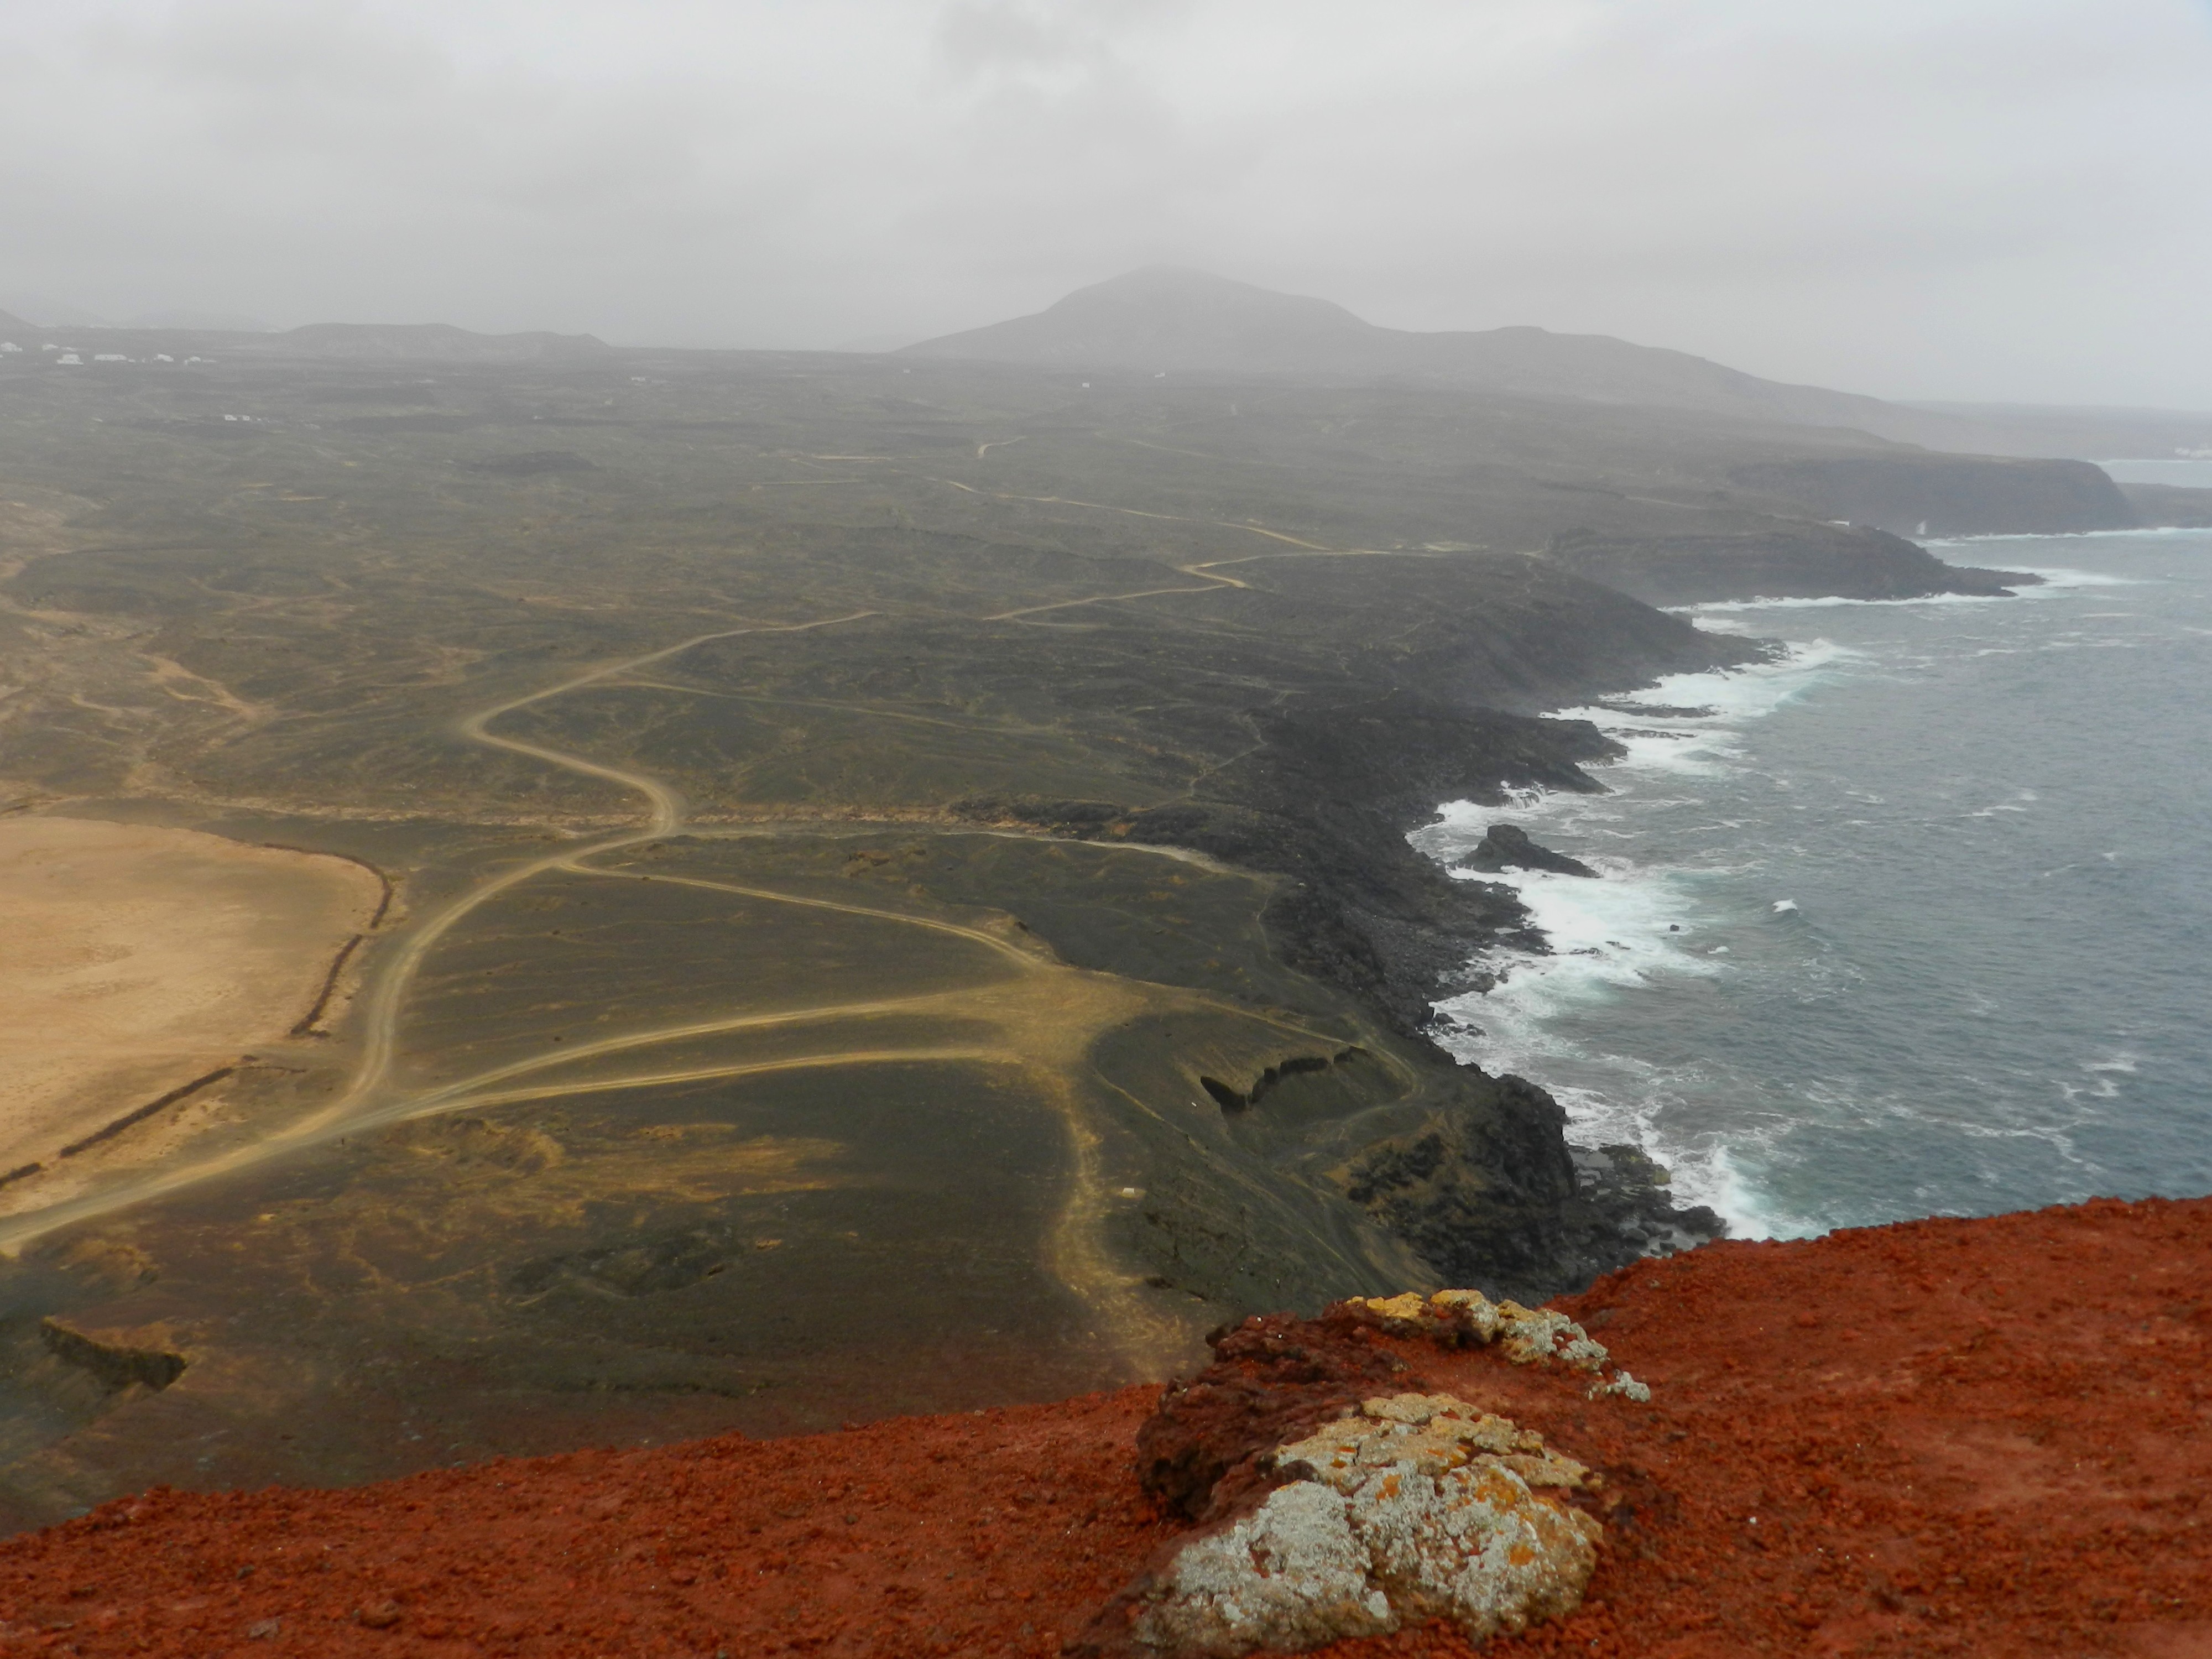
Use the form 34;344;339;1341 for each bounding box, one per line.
272;323;610;363
127;309;274;332
901;268;2131;456
906;268;1384;377
0;295;107;327
0;309;41;340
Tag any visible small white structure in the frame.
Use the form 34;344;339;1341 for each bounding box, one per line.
56;352;83;366
93;353;128;363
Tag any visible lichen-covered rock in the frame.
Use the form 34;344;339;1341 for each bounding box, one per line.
1428;1287;1501;1342
1129;1483;1391;1658
1589;1369;1652;1403
1119;1392;1603;1656
1345;1457;1599;1640
1491;1302;1611;1372
1352;1286;1647;1394
1358;1292;1432;1326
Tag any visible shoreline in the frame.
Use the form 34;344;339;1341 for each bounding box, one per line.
1425;540;2187;1244
1415;634;1855;1240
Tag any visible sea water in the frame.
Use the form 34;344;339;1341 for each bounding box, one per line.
1415;494;2211;1240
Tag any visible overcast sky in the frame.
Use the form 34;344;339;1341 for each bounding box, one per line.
4;0;2210;405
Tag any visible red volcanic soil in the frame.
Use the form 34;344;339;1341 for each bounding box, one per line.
7;1195;2211;1658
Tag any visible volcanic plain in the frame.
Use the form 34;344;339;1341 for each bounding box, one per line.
0;330;2133;1531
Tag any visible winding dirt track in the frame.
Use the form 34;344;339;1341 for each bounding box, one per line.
0;554;1374;1371
0;614;888;1253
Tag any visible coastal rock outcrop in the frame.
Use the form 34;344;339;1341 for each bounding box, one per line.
1454;823;1596;878
1339;1104;1727;1301
1568;1141;1728;1259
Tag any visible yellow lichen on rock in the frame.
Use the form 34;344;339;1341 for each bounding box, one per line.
1360;1292;1430;1322
1355;1287;1653;1400
1429;1287;1502;1340
1129;1391;1604;1656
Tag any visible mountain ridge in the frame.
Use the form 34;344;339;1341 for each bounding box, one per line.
902;267;2198;457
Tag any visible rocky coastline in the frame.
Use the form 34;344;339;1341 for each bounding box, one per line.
999;530;2053;1303
1542;523;2038;606
972;659;1762;1309
1108;530;2050;1300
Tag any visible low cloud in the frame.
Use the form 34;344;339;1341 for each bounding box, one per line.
3;0;2208;403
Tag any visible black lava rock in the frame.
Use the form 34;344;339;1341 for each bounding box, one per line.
1456;823;1596;879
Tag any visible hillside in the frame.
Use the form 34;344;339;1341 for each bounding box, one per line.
903;268;2204;460
4;1194;2205;1657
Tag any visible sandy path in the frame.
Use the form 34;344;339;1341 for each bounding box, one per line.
0;818;383;1174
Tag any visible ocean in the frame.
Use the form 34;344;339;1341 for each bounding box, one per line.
1416;468;2212;1240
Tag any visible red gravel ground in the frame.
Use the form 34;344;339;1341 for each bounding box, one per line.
6;1194;2210;1658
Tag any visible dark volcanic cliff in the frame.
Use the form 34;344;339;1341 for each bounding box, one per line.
2121;480;2212;528
1543;522;2030;605
953;569;1758;1311
1730;452;2136;536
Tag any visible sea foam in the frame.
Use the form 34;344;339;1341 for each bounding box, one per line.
1412;638;1851;1238
1412;537;2209;1244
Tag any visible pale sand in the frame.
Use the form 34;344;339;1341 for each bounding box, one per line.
0;818;384;1174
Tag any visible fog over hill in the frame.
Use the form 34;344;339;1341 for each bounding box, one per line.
903;269;2212;460
9;268;2209;461
0;315;610;366
270;323;611;364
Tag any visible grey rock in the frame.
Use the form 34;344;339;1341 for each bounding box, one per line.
1133;1483;1391;1658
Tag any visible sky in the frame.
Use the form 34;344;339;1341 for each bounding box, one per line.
3;0;2210;405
